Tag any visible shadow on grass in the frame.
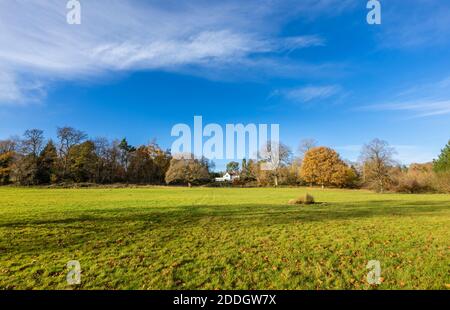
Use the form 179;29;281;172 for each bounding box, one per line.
1;199;449;256
2;199;448;228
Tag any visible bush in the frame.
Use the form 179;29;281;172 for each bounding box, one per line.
288;193;315;205
391;163;435;193
393;173;434;193
433;172;450;193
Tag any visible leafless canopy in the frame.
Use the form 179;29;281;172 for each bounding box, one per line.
297;138;317;158
21;129;44;157
359;138;396;165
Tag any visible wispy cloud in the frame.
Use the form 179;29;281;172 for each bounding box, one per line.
379;0;450;49
0;73;21;103
360;76;450;118
277;35;325;54
0;72;46;105
364;100;450;118
273;85;342;104
0;0;348;105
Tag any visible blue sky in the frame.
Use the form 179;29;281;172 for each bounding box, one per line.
1;0;450;170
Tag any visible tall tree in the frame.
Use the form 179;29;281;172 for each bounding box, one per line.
127;146;155;184
36;140;58;184
57;127;87;180
297;138;317;159
67;141;97;182
0;139;17;154
0;152;14;185
226;161;240;174
300;146;355;188
92;139;125;184
433;140;450;173
118;138;136;174
22;129;44;157
0;139;17;185
259;142;292;186
12;154;40;185
240;158;257;183
359;139;396;193
147;142;172;184
12;130;45;185
165;154;210;186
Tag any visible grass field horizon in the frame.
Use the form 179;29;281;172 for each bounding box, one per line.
1;186;448;290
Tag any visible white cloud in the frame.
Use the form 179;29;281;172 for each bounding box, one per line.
0;72;46;105
379;0;450;49
0;0;346;105
89;30;258;70
275;85;342;104
360;76;450;118
365;100;450;118
277;36;325;54
0;73;22;103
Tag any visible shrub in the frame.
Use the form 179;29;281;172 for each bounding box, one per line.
393;172;434;193
391;163;435;193
288;193;315;205
433;172;450;193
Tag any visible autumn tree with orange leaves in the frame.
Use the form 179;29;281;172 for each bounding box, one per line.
300;146;356;188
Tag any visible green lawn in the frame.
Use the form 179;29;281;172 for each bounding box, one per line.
0;187;449;290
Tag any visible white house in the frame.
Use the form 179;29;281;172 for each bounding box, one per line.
215;172;240;182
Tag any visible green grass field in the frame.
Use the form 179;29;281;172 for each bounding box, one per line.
0;187;449;290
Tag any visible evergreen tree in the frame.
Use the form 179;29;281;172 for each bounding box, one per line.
226;161;240;174
118;138;136;174
433;140;450;173
36;141;58;184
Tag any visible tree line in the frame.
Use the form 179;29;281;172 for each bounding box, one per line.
0;127;172;186
0;127;449;193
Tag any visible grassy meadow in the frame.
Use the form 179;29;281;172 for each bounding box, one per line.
0;186;449;290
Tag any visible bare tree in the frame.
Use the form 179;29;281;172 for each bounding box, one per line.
359;138;397;193
259;141;292;186
0;139;17;154
10;130;45;185
57;127;87;156
22;129;44;157
57;127;87;179
297;138;317;158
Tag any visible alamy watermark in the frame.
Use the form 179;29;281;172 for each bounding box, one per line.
66;260;81;285
171;116;280;170
63;258;384;286
66;0;81;25
366;260;382;285
66;1;380;26
367;0;381;25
